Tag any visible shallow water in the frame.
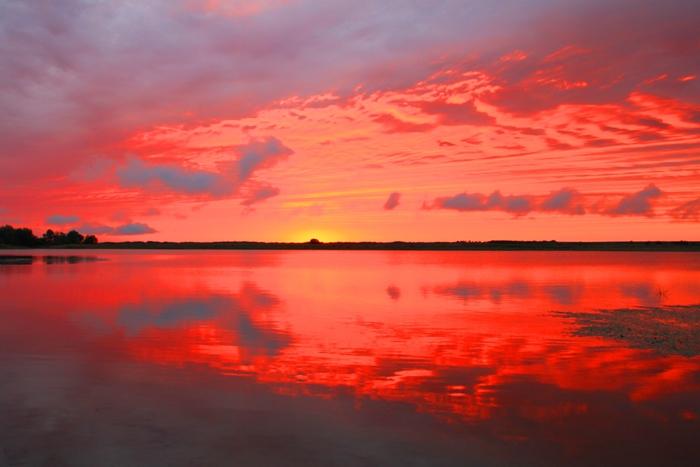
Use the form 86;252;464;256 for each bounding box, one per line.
1;249;698;466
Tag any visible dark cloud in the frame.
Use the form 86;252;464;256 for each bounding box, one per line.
428;185;668;218
232;137;293;180
78;222;157;236
117;137;292;198
606;184;663;216
76;224;116;235
384;192;401;210
118;158;230;196
46;214;80;225
428;190;533;216
540;188;585;215
115;223;157;235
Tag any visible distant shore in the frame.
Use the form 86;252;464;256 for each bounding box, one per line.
2;240;700;251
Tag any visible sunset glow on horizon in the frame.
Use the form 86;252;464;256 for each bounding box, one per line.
2;0;699;241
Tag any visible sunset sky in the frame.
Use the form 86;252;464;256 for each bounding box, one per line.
1;0;699;241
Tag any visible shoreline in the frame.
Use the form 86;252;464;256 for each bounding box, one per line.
2;240;700;252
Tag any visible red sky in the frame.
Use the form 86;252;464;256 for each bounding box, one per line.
1;0;699;241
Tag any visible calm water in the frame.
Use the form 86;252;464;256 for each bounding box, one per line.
1;250;698;466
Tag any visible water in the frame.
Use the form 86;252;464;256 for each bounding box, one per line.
1;250;698;466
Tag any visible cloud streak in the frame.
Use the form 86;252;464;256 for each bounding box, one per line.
240;183;281;206
669;198;700;222
79;222;157;236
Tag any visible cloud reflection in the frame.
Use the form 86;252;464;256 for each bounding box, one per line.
118;297;227;335
433;280;532;303
115;283;291;358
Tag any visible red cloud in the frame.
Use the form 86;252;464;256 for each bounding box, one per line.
373;114;436;133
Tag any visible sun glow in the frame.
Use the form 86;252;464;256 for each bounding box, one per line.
288;229;340;243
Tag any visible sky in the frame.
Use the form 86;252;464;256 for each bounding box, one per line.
1;0;699;242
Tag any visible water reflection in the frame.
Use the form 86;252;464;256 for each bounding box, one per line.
0;254;101;265
620;283;667;306
118;296;228;334
0;250;698;466
432;280;531;303
386;285;401;300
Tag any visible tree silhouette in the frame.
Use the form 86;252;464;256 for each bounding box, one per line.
66;230;84;244
42;229;56;243
0;225;97;247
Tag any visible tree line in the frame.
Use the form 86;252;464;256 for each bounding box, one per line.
0;225;97;247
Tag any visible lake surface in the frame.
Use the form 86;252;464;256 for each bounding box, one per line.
1;250;698;466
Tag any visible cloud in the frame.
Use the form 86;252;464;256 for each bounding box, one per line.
606;184;663;216
373;114;436;133
669;198;700;221
3;0;503;183
141;207;161;216
540;188;585;215
233;137;293;181
117;137;292;198
416;100;494;126
47;214;80;225
240;183;280;206
0;0;697;182
384;192;401;210
77;224;116;235
115;223;157;235
117;158;231;196
428;185;670;218
482;2;700;115
78;222;157;236
428;190;533;216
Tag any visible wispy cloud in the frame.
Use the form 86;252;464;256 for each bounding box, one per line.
47;214;80;225
240;183;281;206
669;197;700;221
384;192;401;210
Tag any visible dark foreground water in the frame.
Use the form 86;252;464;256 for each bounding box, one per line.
1;250;698;466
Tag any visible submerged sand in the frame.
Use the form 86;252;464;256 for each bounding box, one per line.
557;305;700;357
